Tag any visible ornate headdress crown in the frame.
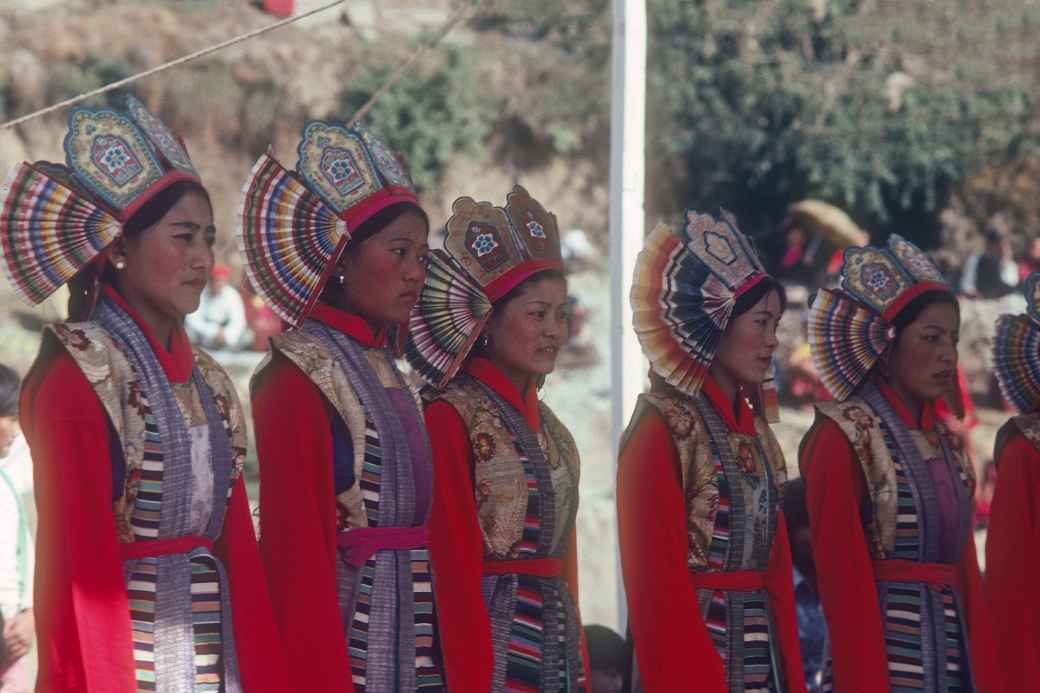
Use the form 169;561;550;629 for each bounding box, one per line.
993;272;1040;413
439;185;564;301
405;186;564;388
238;120;419;327
808;234;951;401
0;95;198;304
630;209;775;413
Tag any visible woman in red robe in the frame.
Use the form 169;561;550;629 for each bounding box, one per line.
242;121;476;692
986;271;1040;690
798;235;1000;693
3;97;289;691
618;210;805;693
408;187;591;692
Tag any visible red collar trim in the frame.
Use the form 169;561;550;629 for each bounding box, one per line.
701;373;756;435
465;356;540;431
309;303;386;348
102;285;193;383
877;380;935;431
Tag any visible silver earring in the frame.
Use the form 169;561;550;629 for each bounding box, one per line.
337;274;346;285
115;260;126;270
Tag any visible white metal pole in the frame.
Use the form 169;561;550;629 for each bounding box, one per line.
608;0;647;632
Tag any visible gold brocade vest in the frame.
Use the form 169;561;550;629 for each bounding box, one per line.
256;329;425;531
625;392;787;572
45;322;246;543
813;397;975;559
430;377;580;559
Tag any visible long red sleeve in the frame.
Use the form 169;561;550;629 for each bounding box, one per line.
24;352;137;692
562;527;593;687
986;431;1039;691
799;419;891;693
618;408;727;692
254;359;354;692
957;529;1001;692
214;475;291;692
765;513;808;693
425;400;495;692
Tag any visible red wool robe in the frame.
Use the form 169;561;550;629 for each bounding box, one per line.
424;357;592;692
22;292;289;692
617;374;805;693
799;384;1000;693
253;305;480;693
986;424;1040;691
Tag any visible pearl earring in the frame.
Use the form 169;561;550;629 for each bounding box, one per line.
115;260;126;270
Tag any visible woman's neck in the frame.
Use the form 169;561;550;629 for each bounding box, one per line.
708;362;742;417
114;286;178;349
488;357;534;400
887;377;924;425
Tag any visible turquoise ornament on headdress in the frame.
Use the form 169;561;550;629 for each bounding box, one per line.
238;120;419;327
0;95;196;305
63;95;200;222
808;233;951;401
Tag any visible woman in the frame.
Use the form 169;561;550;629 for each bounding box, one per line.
2;96;288;691
243;121;472;692
408;187;590;692
617;210;804;693
986;271;1040;690
798;234;999;692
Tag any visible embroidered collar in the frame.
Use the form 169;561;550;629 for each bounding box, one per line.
465;356;541;432
309;303;386;349
877;380;936;431
102;284;193;383
701;372;756;435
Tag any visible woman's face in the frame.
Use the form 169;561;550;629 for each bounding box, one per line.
712;289;782;388
340;210;429;327
485;275;569;382
113;191;215;322
887;301;959;402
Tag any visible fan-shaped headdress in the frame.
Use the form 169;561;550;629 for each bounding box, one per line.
237;120;419;327
406;185;564;388
993;272;1040;413
630;209;776;413
807;234;950;401
0;95;200;304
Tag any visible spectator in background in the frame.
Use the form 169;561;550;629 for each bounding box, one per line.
1019;236;1040;283
960;231;1018;298
584;625;629;693
784;478;826;692
0;364;33;693
186;264;253;351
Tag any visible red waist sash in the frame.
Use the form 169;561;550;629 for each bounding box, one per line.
693;569;767;592
484;557;564;578
336;525;430;569
119;535;215;561
872;559;958;588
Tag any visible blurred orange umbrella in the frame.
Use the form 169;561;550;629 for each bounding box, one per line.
787;199;869;248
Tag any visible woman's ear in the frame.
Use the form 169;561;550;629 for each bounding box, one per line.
105;237;128;271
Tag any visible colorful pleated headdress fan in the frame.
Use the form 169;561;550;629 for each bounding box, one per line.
0;95;200;304
406;185;565;388
237;120;418;327
993;272;1040;413
807;234;950;401
630;209;779;418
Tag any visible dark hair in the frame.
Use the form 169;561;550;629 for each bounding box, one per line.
67;181;212;321
0;364;21;418
782;477;809;534
732;275;787;320
583;624;630;674
889;289;960;343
